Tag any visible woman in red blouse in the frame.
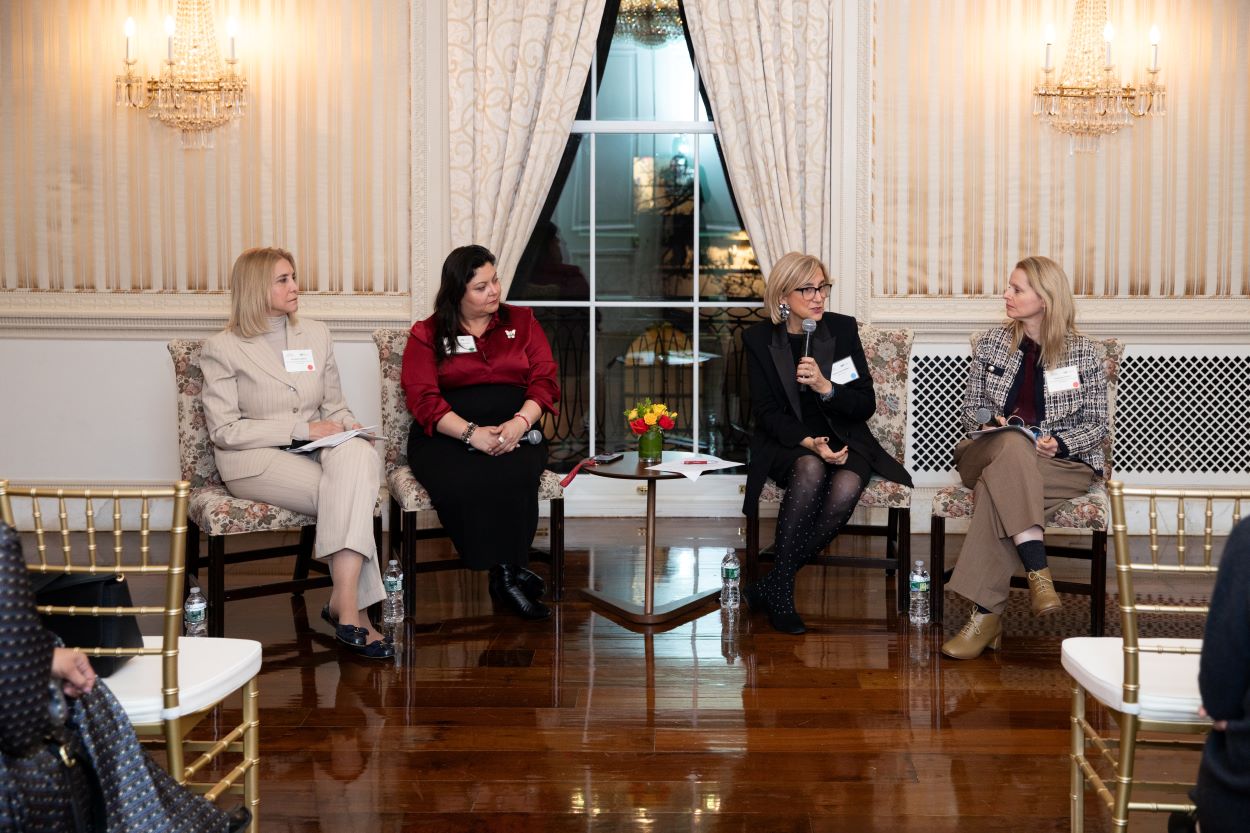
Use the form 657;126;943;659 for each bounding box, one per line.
400;245;561;620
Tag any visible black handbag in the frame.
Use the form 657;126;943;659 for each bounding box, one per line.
33;573;144;677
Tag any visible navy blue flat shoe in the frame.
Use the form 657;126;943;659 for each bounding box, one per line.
346;637;395;660
333;621;367;647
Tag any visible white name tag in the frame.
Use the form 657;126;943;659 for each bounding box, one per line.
1044;364;1081;393
282;349;315;373
444;336;478;354
828;356;859;385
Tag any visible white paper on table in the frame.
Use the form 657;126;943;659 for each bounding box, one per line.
645;456;741;480
286;426;381;453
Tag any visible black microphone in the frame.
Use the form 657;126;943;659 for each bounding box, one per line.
800;318;818;390
468;428;543;452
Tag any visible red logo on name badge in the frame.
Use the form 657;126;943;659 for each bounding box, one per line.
1071;381;1078;388
307;364;314;371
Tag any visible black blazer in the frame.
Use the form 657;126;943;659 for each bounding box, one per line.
741;313;913;514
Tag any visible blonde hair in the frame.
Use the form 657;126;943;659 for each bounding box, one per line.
1007;255;1077;368
227;247;298;337
763;252;830;324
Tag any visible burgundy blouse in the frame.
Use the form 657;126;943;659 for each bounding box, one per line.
401;304;560;435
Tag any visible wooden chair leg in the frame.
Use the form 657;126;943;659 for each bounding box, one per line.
208;534;227;638
549;497;565;602
399;501;417;610
744;505;761;583
373;515;383;562
291;526;318;589
930;515;947;625
1090;529;1107;636
388;495;401;560
895;508;911;614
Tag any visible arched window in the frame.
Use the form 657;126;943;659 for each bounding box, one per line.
509;1;764;470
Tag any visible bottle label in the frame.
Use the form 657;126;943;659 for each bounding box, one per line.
909;579;929;593
185;603;206;624
721;566;739;581
383;577;402;593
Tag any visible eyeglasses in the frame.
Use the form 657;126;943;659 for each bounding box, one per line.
792;283;833;300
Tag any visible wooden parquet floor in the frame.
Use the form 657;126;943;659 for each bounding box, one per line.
209;520;1198;832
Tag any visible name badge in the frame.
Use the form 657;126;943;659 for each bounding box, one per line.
828;357;859;385
443;335;478;354
1044;364;1081;393
282;349;315;372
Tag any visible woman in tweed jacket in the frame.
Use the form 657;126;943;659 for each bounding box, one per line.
941;255;1109;659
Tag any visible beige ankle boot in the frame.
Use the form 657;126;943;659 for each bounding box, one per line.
1027;567;1062;617
940;607;1003;659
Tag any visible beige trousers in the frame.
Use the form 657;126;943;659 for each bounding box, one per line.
946;431;1095;615
224;437;385;609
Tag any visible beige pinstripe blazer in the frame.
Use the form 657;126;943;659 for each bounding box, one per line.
201;317;357;482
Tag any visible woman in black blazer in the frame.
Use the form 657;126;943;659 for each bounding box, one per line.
742;252;913;633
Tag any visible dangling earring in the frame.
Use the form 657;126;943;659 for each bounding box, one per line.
778;301;790;322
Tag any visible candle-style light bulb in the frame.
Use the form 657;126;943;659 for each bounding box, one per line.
123;16;135;62
1149;24;1161;72
1043;23;1056;71
226;16;238;62
1102;22;1114;67
164;15;175;63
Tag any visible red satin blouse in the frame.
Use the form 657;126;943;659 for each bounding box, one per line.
401;304;561;435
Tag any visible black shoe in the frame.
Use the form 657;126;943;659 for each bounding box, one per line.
743;582;765;610
226;805;252;833
321;604;339;628
1166;810;1197;833
489;565;551;620
516;566;546;601
767;609;807;635
332;622;367;647
344;637;395;660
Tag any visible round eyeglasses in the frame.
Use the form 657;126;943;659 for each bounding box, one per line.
792;283;833;300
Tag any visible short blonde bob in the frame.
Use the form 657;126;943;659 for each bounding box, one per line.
1006;255;1078;368
227;247;298;338
763;252;830;325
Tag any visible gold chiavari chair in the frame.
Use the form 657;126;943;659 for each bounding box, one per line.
1063;481;1248;832
0;479;262;833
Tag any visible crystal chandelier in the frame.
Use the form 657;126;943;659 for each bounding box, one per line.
616;0;684;48
114;0;247;149
1032;0;1165;153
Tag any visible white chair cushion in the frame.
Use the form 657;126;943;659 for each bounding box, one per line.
1061;636;1204;722
105;635;263;724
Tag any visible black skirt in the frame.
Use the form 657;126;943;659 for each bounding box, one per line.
406;384;546;570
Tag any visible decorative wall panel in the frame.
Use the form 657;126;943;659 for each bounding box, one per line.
0;0;410;295
872;0;1249;299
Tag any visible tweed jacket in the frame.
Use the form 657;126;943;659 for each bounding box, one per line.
201;317;357;482
961;326;1108;474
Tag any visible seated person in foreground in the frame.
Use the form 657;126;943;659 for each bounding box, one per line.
741;252;913;635
201;247;392;660
941;255;1108;660
400;245;561;621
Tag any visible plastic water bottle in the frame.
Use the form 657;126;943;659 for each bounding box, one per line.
382;560;405;626
720;551;741;609
184;586;207;637
909;559;930;626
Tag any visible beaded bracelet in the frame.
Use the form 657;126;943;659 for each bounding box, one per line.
460;422;478;445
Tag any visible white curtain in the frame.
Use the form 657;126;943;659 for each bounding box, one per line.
683;0;836;275
447;0;606;296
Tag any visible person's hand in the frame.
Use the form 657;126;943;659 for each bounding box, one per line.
1035;434;1060;458
344;420;364;431
980;414;1006;430
1199;705;1228;731
51;648;97;698
796;357;832;396
495;416;528;453
469;425;504;455
813;437;849;466
308;420;344;439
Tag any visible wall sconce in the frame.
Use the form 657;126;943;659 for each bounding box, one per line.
1032;0;1164;153
115;0;247;149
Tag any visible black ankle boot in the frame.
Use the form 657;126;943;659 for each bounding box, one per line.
515;566;546;601
489;565;551;620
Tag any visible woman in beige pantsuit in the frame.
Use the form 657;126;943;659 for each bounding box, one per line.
941;256;1109;660
201;247;392;659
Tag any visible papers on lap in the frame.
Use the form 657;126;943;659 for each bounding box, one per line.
969;415;1043;441
287;426;380;453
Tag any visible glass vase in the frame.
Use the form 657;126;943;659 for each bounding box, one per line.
637;425;664;463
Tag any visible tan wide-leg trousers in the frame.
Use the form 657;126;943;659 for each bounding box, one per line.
946;431;1095;615
225;438;385;609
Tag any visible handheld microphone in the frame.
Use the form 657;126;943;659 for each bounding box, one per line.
468;428;543;452
974;407;994;427
800;318;818;390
